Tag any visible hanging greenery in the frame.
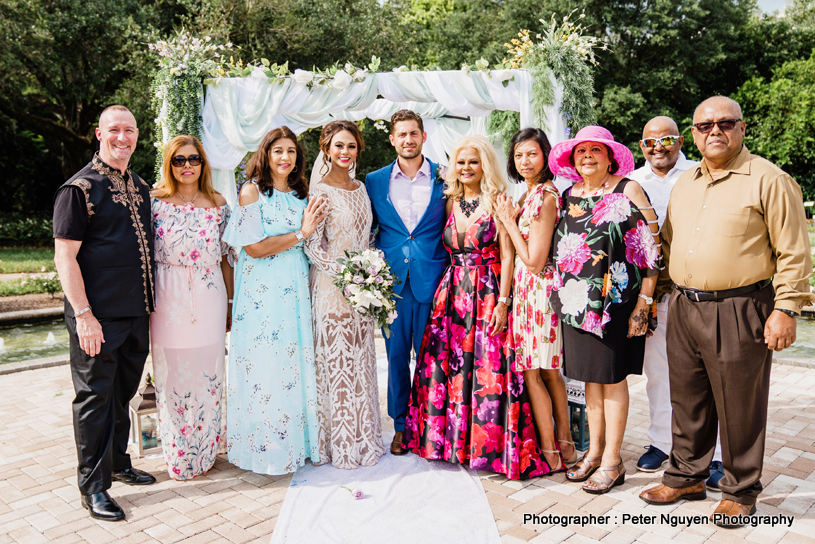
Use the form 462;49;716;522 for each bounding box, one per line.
149;31;237;177
503;10;608;137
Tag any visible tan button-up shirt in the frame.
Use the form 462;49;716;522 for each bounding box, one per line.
660;146;814;312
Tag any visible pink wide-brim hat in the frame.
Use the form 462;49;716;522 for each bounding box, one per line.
548;125;635;183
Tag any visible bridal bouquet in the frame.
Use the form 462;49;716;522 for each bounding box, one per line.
334;249;400;337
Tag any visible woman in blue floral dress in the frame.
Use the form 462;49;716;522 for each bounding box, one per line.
548;126;661;494
223;127;327;475
151;135;234;480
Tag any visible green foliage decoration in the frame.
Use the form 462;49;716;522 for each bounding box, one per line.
149;31;237;177
504;10;606;136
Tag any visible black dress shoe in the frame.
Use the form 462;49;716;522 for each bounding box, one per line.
112;467;157;485
80;491;125;521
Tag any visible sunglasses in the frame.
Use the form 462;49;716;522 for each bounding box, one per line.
640;136;680;148
692;119;742;134
170;154;203;167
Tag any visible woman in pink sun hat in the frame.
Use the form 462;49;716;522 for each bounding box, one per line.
548;126;662;495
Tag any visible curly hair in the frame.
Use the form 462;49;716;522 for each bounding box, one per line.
318;120;365;177
444;135;507;216
245;126;308;199
506;128;553;184
154;135;219;203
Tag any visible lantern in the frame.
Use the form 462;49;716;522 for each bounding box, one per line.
128;373;162;457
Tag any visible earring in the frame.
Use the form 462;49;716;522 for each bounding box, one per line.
608;165;613;173
292;165;298;173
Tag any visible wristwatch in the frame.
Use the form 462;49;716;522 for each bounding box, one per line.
638;293;654;304
293;230;305;242
777;309;799;318
75;305;92;317
498;297;510;305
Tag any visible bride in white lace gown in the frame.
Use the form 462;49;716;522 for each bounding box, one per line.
305;121;385;469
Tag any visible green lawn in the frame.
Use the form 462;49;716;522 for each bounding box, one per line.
0;248;55;274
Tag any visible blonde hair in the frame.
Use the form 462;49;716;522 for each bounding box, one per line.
154;135;219;203
444;135;506;216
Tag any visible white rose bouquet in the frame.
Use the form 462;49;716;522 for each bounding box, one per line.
334;249;401;337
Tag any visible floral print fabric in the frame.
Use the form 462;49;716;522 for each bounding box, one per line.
150;198;231;480
512;184;563;371
551;181;660;338
402;211;549;479
223;185;321;474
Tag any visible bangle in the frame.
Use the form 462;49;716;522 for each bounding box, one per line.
228;299;234;304
638;293;654;305
294;230;305;242
75;305;92;317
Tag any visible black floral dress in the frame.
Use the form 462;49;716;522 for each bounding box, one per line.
550;179;661;384
401;210;549;479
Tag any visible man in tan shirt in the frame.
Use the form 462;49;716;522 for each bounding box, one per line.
639;96;813;527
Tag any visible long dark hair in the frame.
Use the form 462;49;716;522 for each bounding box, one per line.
245;126;308;199
318;120;365;177
507;128;553;184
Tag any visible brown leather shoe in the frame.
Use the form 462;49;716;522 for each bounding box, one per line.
639;481;706;505
710;500;756;528
390;432;407;455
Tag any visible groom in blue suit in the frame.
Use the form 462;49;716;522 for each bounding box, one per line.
365;110;449;455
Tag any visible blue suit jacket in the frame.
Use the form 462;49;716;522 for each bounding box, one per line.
365;159;449;304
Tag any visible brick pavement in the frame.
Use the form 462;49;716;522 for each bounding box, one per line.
0;347;814;543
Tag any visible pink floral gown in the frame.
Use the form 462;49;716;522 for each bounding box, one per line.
512;183;563;371
150;198;231;480
402;211;549;479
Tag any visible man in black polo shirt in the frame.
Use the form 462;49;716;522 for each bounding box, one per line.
53;105;157;521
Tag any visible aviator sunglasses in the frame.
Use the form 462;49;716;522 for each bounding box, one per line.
170;154;204;167
692;119;742;134
640;135;680;148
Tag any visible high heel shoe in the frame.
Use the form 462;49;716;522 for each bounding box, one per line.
541;449;566;474
559;438;577;464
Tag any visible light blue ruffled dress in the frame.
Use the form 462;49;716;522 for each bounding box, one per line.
223;182;320;474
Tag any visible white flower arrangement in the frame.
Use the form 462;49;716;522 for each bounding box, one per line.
333;249;401;337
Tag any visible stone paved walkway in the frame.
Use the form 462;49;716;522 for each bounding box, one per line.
1;345;814;543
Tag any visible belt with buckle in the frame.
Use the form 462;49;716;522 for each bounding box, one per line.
675;279;772;302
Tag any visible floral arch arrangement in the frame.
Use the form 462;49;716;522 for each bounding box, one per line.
150;11;604;204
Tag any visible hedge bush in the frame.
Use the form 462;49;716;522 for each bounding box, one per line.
0;212;53;247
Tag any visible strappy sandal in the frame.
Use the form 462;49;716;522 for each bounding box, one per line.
559;438;577;465
541;449;566;474
565;455;602;482
582;461;626;494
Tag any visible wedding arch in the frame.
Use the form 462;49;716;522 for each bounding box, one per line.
150;13;603;205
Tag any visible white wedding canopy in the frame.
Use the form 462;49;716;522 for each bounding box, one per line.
200;69;570;205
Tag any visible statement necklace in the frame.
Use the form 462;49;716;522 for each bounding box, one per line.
460;195;481;218
273;182;291;192
178;190;199;208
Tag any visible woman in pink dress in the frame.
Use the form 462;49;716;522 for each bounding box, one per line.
150;135;234;480
494;128;574;474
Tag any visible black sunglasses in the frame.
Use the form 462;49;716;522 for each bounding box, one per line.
692;119;742;134
171;154;203;167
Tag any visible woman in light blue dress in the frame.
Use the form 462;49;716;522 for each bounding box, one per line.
223;126;327;474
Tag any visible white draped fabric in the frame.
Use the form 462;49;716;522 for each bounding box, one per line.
200;69;568;205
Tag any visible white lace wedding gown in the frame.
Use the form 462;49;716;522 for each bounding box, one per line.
305;179;385;469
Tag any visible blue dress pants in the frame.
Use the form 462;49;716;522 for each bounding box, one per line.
384;276;432;432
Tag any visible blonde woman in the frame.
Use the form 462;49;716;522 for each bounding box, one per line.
401;135;549;479
150;135;233;479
